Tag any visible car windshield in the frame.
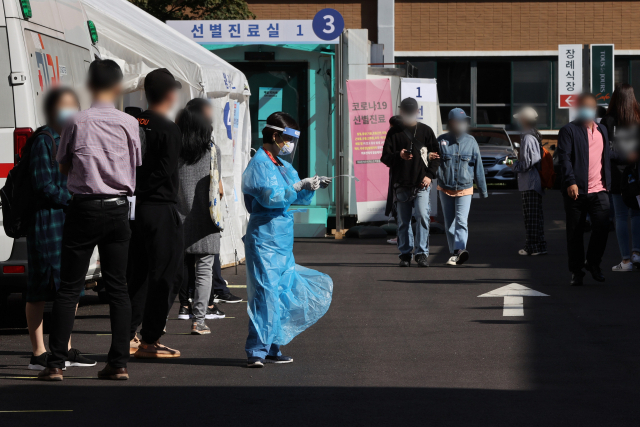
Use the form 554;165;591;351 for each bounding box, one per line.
469;130;512;147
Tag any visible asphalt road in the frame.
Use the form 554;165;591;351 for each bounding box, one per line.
1;190;639;426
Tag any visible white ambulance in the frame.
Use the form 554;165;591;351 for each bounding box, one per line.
0;0;101;304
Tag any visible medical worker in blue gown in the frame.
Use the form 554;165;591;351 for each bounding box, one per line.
242;112;333;368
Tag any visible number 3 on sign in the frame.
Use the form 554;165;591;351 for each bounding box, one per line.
323;15;335;33
312;8;345;41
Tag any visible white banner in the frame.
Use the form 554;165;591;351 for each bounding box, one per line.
167;20;339;44
558;44;583;109
400;78;441;216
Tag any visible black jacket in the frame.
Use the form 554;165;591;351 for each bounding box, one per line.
135;110;182;204
557;119;624;194
380;121;440;187
600;115;640;194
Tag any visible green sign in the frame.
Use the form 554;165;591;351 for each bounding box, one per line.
591;44;614;105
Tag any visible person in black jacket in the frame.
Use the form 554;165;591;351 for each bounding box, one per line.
557;92;630;285
381;98;440;267
127;69;184;358
600;84;640;272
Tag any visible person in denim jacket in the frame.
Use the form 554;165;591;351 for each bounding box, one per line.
435;108;488;266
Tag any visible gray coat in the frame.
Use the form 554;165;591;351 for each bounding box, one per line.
513;132;543;195
177;143;222;254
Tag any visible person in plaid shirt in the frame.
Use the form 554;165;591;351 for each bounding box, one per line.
26;88;96;371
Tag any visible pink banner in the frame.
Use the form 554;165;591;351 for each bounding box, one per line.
346;79;393;220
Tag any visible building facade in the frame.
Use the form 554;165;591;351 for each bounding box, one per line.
247;1;640;137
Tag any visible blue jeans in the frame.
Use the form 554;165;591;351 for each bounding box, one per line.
396;186;431;257
245;320;282;360
439;192;472;254
611;194;640;260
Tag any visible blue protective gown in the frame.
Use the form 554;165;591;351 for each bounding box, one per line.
242;148;333;351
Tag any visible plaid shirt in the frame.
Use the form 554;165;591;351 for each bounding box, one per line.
26;127;72;301
57;102;142;196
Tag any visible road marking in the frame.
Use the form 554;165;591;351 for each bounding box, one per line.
478;283;548;317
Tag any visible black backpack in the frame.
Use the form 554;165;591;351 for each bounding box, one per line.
621;164;640;210
0;128;57;238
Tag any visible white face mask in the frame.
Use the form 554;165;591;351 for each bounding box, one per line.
401;114;418;126
279;141;295;155
56;108;79;126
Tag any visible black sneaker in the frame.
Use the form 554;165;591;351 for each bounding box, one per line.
65;348;97;367
456;249;469;265
265;355;293;364
205;304;226;319
414;254;429;267
178;305;192;320
399;254;411;267
213;292;243;304
28;352;49;371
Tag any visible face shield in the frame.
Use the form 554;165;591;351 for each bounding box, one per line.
265;124;300;162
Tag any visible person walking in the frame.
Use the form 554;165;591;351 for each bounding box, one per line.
436;108;488;266
25;87;95;371
242;112;333;368
511;106;547;256
128;68;184;358
380;98;440;267
600;84;640;272
39;60;142;381
557;92;630;286
175;98;225;334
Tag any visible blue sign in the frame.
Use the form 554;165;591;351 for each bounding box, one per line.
312;9;344;41
223;102;232;139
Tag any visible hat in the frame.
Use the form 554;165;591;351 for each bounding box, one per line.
448;108;470;120
144;68;182;95
399;97;419;114
513;106;538;121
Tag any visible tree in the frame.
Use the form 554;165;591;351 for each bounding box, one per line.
129;0;255;22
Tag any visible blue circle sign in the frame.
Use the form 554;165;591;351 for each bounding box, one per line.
312;8;344;41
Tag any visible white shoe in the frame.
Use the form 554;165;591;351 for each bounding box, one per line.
612;261;633;272
446;256;457;266
387;238;397;245
632;253;640;268
518;249;529;256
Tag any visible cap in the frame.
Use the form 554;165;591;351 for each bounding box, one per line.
448;108;470;120
144;68;182;94
513;106;538;121
399;97;419;114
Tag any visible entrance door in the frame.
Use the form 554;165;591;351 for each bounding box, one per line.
231;62;309;177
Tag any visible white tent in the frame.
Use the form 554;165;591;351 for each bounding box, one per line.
81;0;250;267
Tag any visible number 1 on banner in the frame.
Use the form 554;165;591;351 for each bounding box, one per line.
416;87;422;98
297;25;303;36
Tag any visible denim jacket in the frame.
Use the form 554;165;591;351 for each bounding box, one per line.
436;132;488;198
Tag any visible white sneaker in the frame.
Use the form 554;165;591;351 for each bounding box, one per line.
446;256;457;266
632;253;640;268
518;249;529;256
387;238;397;245
612;261;633;272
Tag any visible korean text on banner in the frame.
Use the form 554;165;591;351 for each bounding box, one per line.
347;79;393;222
558;44;583;109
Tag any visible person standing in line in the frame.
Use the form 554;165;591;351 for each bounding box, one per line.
436;108;488;266
600;84;640;271
557;92;631;286
175;98;225;334
510;107;548;256
128;68;184;358
25;87;95;371
380;98;440;267
39;60;141;381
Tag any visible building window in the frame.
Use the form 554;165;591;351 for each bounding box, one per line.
513;61;551;128
477;61;511;126
437;61;471;127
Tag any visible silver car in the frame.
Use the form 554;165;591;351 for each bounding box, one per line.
467;128;518;187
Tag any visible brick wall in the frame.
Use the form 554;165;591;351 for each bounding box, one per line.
246;1;377;41
395;1;640;52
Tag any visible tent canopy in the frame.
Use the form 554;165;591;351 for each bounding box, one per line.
81;0;249;97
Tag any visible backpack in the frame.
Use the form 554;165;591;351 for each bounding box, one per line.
0;128;57;238
621;164;640;210
531;131;556;190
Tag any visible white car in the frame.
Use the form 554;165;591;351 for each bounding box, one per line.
0;0;101;305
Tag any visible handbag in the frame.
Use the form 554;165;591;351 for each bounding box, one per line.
208;139;224;230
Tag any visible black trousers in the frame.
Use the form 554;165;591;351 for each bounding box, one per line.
178;254;228;307
128;203;183;343
563;191;611;273
48;198;131;369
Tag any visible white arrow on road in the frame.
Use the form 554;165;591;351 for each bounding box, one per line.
478;283;548;317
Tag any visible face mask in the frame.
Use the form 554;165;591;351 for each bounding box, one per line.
453;121;468;134
56;108;78;126
401;114;418;125
279;141;295;155
578;107;597;122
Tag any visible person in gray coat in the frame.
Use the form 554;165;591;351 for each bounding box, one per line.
176;98;223;335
